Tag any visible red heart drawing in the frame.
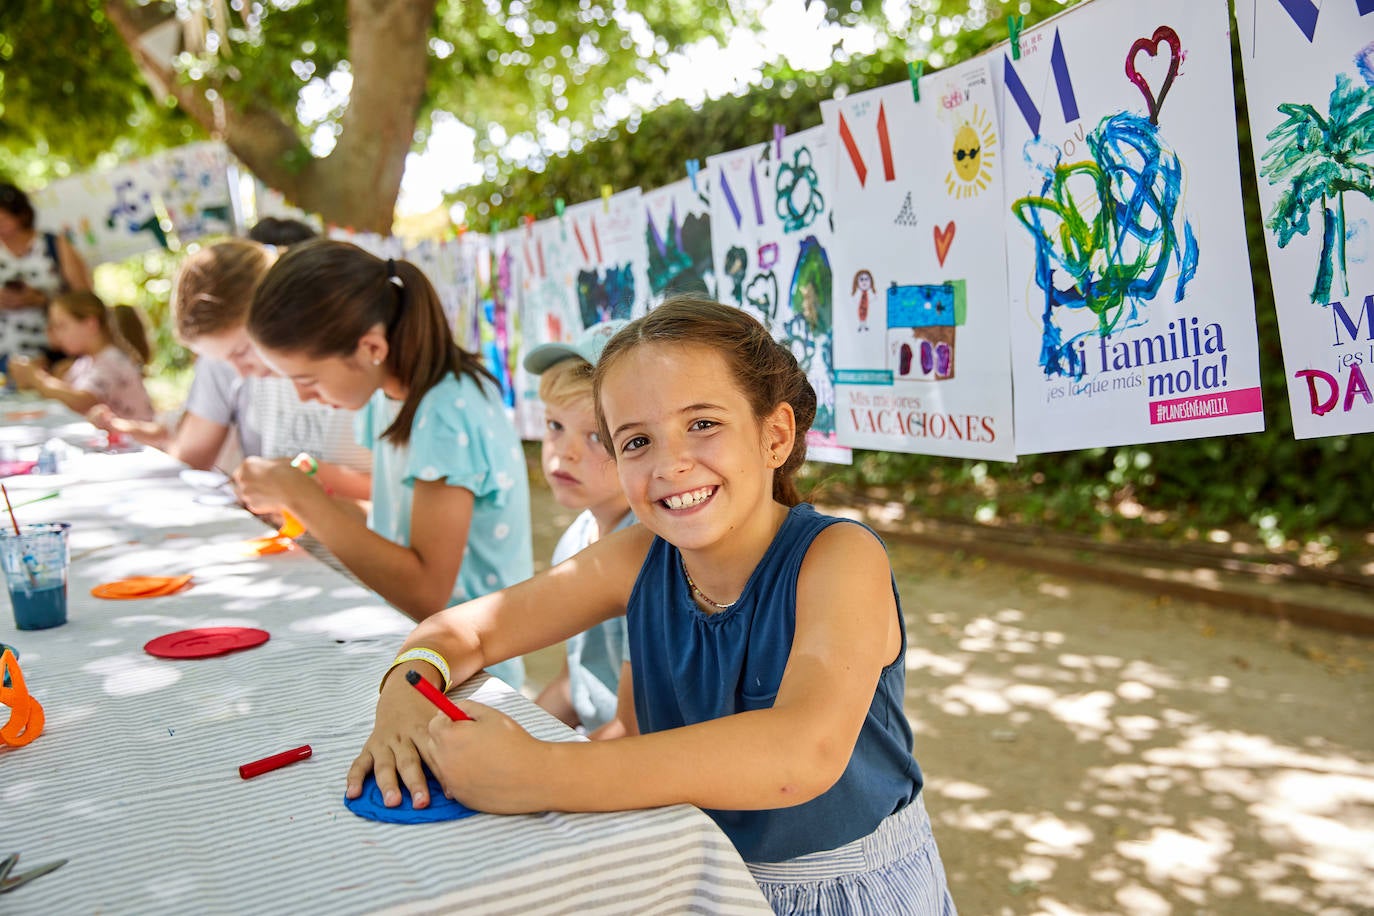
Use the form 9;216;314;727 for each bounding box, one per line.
1125;26;1181;126
933;221;956;266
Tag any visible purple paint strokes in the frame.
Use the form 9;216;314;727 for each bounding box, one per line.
647;205;667;256
719;169;742;228
1277;0;1320;40
749;161;765;226
1051;30;1079;124
1003;53;1041;137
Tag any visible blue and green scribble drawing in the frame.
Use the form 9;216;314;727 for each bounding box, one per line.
775;146;826;233
1013;111;1199;379
1261;64;1374;304
782;236;835;434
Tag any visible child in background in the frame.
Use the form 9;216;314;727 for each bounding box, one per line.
87;240;373;500
525;320;637;738
8;291;154;421
234;240;533;689
349;298;955;914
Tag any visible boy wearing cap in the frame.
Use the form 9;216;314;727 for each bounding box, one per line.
524;321;637;739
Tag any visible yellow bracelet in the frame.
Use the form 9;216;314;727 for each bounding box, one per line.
383;647;452;693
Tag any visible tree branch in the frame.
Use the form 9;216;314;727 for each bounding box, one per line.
104;0;314;213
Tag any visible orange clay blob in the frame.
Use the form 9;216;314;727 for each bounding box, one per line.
0;648;45;747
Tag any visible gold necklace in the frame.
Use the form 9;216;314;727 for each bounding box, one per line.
681;556;736;610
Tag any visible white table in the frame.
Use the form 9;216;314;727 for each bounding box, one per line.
1;409;770;914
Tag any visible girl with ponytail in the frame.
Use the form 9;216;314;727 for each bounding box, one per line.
235;240;532;689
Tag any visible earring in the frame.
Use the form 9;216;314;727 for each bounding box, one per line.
372;358;381;367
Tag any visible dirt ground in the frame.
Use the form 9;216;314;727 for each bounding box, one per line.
522;480;1374;915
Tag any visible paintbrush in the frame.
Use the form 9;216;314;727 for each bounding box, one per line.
1;483;40;587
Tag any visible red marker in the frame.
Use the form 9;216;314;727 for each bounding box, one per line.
239;744;312;779
406;669;471;721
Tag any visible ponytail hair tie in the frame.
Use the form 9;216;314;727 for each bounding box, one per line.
385;258;403;288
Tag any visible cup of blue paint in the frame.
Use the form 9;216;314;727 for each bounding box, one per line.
0;523;70;630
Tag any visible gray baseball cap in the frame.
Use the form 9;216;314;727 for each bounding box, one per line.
522;319;629;374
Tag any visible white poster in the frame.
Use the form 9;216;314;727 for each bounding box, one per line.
512;215;585;439
821;59;1017;460
708;125;852;465
1236;0;1374;438
561;189;652;323
999;0;1265;453
32;142;237;265
147;141;235;245
643;175;717;305
32;160;171;265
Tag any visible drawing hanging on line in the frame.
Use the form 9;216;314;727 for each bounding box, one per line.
1261;67;1374;304
1012;26;1200;380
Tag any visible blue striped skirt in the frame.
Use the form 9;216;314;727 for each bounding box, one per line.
746;794;957;915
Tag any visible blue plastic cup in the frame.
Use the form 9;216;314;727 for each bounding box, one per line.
0;523;71;630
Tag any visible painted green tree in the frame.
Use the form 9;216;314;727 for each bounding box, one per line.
1261;73;1374;303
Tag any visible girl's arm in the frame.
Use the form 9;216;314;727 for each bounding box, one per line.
55;236;93;292
346;525;652;809
424;522;902;815
312;459;371;502
164;413;231;470
87;405;172;451
234;458;469;618
8;359;100;414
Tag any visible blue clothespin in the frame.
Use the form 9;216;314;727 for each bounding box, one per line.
1008;15;1025;60
686;159;700;193
908;61;924;103
773;124;785;159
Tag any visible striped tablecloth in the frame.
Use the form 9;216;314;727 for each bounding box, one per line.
0;439;771;914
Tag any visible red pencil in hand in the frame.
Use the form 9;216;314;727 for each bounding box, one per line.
406;669;471;721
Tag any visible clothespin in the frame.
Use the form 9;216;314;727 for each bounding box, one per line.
491;218;501;237
908;61;925;103
1008;15;1025;60
555;198;565;218
686;159;700;193
523;213;535;228
600;185;612;212
773;124;785;159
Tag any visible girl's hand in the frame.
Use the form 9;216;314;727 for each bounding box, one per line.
86;404;117;432
6;356;39;388
424;699;551;814
345;682;444;809
232;456;310;515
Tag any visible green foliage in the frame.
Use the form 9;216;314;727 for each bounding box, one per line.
0;1;200;184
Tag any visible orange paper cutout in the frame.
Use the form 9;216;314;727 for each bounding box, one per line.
90;574;194;600
242;535;295;557
277;512;305;539
1;648;45;747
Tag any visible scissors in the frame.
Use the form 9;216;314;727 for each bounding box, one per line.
0;852;66;894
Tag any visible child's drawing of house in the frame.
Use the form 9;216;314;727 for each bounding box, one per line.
886;282;958;381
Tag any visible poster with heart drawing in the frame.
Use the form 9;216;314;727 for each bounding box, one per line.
820;56;1017;460
1235;0;1374;439
996;0;1265;454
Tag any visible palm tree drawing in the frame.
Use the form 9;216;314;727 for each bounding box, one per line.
1261;72;1374;304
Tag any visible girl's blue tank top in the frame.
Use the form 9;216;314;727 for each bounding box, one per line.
627;503;923;863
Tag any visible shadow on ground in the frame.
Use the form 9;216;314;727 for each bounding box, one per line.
523;478;1374;915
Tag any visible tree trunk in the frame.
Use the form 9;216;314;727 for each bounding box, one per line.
104;0;437;233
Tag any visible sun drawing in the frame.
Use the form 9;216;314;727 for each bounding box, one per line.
944;105;997;200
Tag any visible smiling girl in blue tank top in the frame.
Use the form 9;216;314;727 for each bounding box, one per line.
349;298;956;914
